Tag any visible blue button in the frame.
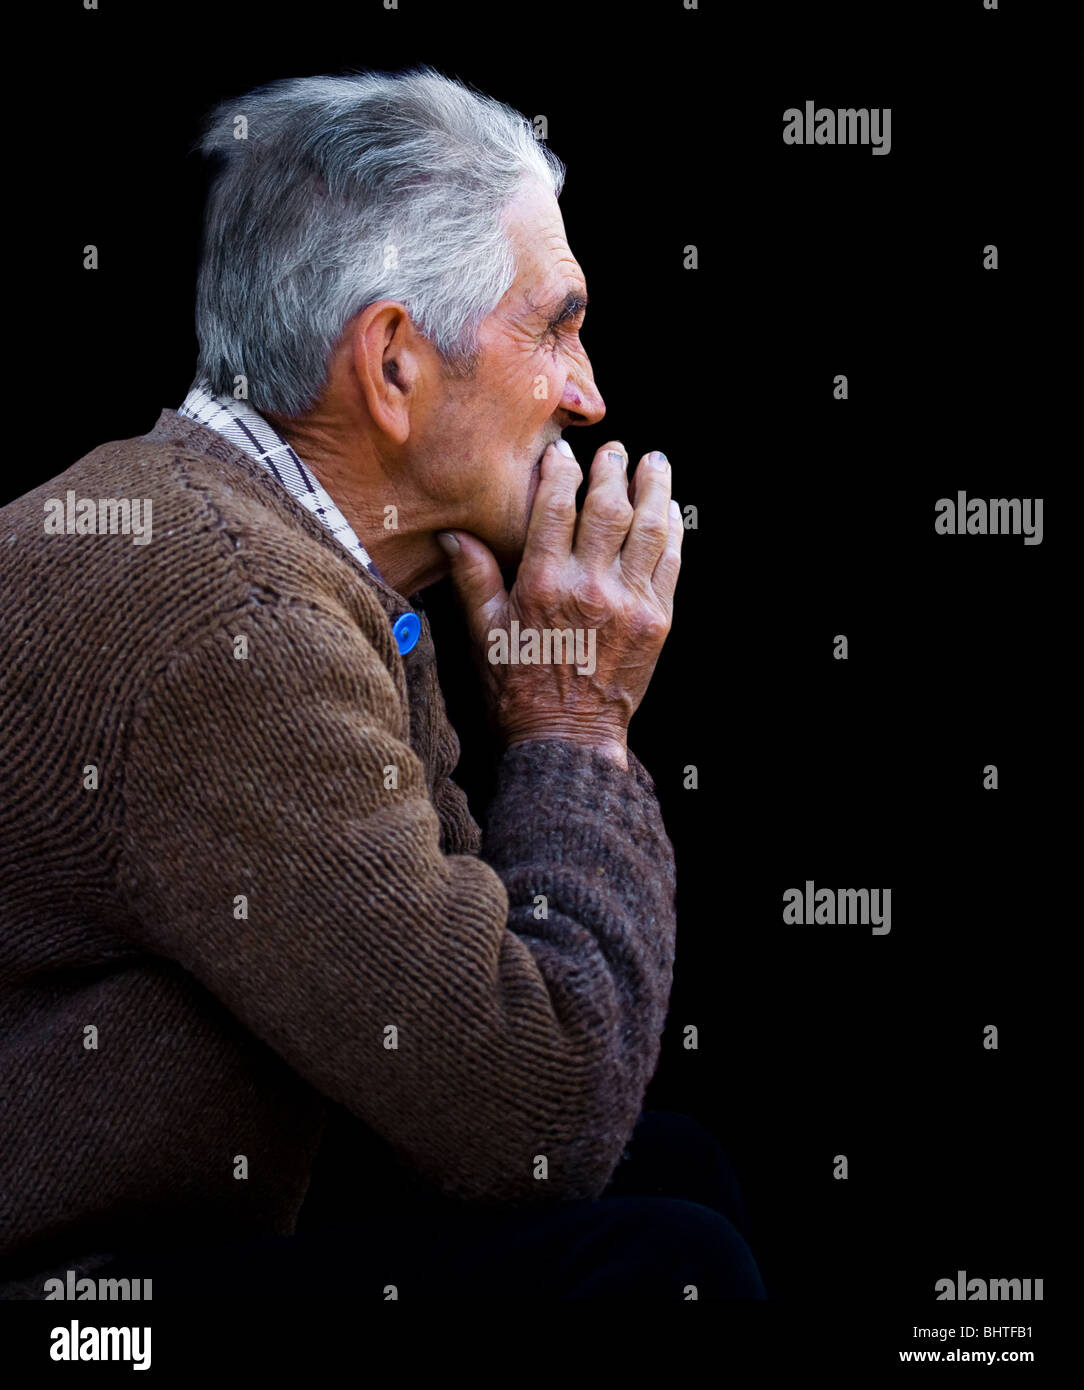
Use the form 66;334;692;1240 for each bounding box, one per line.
392;612;421;655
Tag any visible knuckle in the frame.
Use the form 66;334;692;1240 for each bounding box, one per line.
530;565;564;606
590;495;634;528
630;603;669;644
637;516;670;547
547;489;578;521
577;576;609;615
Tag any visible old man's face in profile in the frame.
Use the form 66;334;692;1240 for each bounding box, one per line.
277;176;607;578
408;178;606;565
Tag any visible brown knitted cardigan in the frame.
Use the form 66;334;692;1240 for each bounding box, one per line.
0;409;677;1296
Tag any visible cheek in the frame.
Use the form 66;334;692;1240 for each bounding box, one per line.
494;353;548;415
485;341;561;431
531;357;566;414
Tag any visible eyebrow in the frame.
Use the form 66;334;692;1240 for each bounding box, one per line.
531;289;590;325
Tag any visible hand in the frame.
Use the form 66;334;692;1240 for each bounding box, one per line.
438;439;683;767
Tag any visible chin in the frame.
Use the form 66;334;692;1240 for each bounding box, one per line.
475;471;535;569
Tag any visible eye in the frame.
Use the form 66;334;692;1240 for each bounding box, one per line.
546;313;582;342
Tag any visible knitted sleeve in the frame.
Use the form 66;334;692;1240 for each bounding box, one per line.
118;596;677;1205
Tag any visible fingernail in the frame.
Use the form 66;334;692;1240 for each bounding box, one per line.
554;439;574;457
652;451;669;467
435;531;460;556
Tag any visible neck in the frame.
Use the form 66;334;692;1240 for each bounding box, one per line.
271;415;450;598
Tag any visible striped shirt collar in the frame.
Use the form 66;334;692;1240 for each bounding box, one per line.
177;383;384;581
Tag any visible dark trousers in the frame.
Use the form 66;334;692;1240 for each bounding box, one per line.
96;1110;766;1300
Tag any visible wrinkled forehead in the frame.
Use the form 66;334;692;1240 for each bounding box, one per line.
501;181;587;308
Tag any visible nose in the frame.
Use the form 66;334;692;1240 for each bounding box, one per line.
557;353;606;428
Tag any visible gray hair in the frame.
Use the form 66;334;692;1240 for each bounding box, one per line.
192;67;565;417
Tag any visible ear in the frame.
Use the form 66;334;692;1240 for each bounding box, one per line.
349;300;422;447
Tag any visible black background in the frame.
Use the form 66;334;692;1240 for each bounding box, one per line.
10;0;1081;1345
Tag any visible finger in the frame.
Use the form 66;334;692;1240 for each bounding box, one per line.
651;497;684;606
620;451;672;584
572;442;635;567
439;529;508;646
521;441;582;568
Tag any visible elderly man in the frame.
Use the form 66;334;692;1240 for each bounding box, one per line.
0;67;763;1300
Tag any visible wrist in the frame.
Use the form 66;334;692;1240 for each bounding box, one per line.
503;727;629;770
